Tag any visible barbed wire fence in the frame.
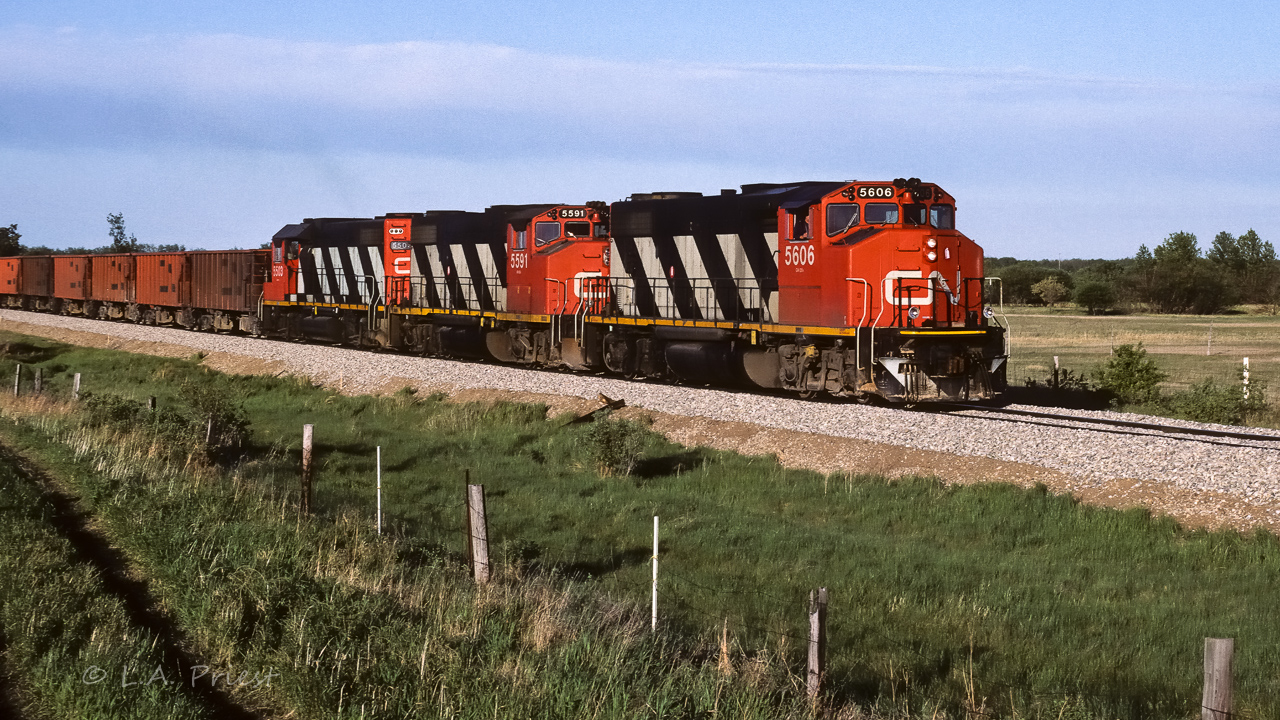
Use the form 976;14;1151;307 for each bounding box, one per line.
293;429;1254;719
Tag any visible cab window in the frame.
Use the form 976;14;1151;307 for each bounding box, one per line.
564;221;591;238
273;242;283;263
825;203;859;236
513;229;527;251
534;221;561;247
865;203;900;224
904;204;928;226
789;210;810;241
930;204;955;229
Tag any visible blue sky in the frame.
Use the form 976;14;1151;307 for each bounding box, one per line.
2;1;1277;259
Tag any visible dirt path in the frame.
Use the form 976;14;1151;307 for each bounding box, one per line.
0;436;261;719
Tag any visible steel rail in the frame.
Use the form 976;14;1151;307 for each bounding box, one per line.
933;403;1280;444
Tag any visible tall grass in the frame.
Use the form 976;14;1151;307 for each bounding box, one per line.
0;447;214;719
0;354;826;718
3;330;1280;718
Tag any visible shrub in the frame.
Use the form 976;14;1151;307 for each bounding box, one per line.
587;417;647;477
80;383;249;456
1093;344;1167;405
1163;374;1268;426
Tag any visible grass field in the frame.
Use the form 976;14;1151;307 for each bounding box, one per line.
3;330;1280;718
997;307;1279;422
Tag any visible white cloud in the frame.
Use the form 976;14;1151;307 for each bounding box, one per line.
1;26;1277;257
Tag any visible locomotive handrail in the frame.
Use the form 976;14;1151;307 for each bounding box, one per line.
545;277;567;346
844;277;871;373
397;276;505;313
303;272;382;307
363;276;380;330
983;276;1010;355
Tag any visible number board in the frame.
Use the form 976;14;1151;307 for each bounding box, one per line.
854;186;895;199
558;208;588;219
390;241;410;251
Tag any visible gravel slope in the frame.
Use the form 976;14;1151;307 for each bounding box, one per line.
3;309;1278;530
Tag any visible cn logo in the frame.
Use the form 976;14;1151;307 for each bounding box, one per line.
393;257;411;275
883;270;931;306
573;271;605;299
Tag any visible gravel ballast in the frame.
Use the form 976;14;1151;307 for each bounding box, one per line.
3;309;1277;531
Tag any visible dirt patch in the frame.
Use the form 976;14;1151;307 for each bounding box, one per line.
3;317;1275;534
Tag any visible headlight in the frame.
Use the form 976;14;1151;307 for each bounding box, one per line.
926;251;937;262
907;307;920;320
926;238;937;248
983;306;995;318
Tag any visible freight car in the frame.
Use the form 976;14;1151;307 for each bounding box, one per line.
0;178;1007;403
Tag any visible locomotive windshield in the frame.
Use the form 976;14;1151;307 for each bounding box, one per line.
865;203;899;224
534;221;560;246
564;221;591;238
930;204;955;229
826;203;859;236
904;204;928;226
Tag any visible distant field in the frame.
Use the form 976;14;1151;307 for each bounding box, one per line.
999;308;1279;395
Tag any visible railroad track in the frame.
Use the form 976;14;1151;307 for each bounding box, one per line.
927;403;1280;448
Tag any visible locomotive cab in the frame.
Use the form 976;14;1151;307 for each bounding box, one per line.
506;204;611;316
264;228;302;303
778;178;1006;401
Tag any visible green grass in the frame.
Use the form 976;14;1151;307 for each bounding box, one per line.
3;330;1280;718
0;449;214;719
1000;309;1279;391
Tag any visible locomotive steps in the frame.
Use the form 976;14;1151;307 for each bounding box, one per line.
1;308;1278;534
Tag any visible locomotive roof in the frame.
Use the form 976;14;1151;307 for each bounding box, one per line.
610;181;847;237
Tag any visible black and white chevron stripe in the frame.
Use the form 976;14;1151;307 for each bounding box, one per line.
294;245;384;304
610;230;778;322
409;241;506;311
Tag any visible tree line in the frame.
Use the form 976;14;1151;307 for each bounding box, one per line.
986;229;1276;314
0;214;186;256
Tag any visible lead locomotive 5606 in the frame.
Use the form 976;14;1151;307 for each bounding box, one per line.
1;179;1008;402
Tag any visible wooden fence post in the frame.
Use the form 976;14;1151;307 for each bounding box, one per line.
12;363;20;397
33;367;42;395
72;373;81;401
148;396;156;410
465;482;490;584
301;424;314;514
807;587;828;700
1202;638;1233;720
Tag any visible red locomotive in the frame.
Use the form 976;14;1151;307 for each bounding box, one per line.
0;178;1007;403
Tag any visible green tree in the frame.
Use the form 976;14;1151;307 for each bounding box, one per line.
107;212;139;252
1030;276;1070;307
1074;280;1117;315
0;224;21;256
1153;231;1200;265
1145;231;1234;313
990;263;1073;304
1094;343;1167;405
1207;231;1244;271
